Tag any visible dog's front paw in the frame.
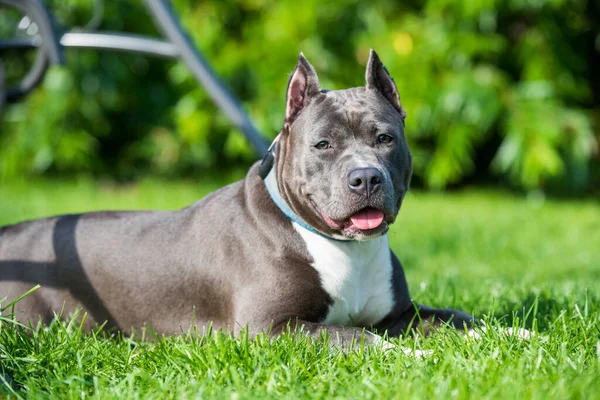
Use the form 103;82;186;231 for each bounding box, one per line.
466;325;534;340
369;333;433;359
400;347;434;359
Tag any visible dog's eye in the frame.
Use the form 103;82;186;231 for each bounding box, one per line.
377;134;393;144
315;140;331;150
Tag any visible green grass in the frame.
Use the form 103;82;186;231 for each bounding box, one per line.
1;177;599;399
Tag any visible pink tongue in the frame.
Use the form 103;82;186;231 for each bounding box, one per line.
349;208;385;230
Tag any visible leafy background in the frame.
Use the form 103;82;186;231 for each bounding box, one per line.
0;0;598;193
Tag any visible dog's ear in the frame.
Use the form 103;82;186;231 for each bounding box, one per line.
285;53;321;123
365;49;406;120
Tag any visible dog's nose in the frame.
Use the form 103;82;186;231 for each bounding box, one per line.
347;168;383;197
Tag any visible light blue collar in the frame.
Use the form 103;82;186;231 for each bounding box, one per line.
260;141;349;242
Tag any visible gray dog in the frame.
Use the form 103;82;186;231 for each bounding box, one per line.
0;50;474;348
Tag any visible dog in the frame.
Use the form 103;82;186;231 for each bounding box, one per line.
0;50;475;349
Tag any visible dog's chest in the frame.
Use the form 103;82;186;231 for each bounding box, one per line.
293;223;395;326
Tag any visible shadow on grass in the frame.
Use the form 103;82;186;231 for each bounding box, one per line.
491;290;598;332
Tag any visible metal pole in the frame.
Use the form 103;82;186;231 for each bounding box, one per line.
0;62;4;116
144;0;268;156
60;32;180;59
0;33;180;59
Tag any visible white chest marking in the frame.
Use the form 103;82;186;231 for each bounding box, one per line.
293;223;395;326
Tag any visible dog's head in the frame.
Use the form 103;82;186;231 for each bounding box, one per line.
274;50;412;241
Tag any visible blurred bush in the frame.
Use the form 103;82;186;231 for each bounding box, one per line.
0;0;598;192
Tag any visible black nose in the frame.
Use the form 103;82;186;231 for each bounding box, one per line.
347;168;383;197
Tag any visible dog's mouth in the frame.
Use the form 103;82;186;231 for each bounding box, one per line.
310;200;389;236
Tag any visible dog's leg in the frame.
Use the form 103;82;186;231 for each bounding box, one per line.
383;304;534;340
270;319;391;351
271;320;437;358
403;303;477;335
376;302;477;338
375;252;477;337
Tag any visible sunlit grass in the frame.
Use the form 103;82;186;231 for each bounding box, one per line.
1;177;599;399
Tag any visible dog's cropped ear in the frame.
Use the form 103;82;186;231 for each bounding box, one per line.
285;53;321;124
365;49;406;120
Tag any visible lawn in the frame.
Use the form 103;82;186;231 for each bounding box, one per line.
1;177;599;399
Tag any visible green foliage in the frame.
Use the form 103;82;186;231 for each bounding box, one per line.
0;0;598;191
1;179;599;398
